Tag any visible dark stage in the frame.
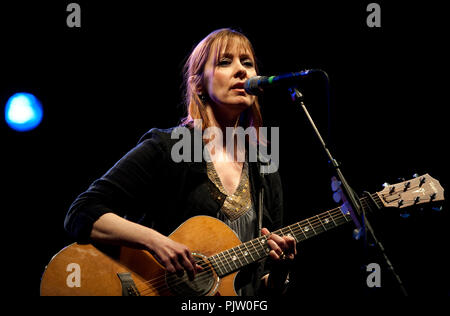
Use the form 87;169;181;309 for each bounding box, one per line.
2;1;449;302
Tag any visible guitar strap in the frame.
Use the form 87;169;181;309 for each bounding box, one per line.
258;174;264;234
249;148;264;235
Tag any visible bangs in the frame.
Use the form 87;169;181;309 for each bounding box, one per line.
210;33;258;71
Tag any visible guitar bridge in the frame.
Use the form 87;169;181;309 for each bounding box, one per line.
117;272;140;296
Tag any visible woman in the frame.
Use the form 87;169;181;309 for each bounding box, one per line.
64;28;296;296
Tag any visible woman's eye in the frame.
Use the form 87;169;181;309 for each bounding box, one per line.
217;59;231;66
242;60;254;67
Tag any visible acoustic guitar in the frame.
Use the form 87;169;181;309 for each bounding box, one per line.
40;174;444;296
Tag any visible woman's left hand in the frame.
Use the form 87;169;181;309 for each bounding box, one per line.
261;227;297;262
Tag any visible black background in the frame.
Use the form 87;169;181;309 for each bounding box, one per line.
2;1;449;299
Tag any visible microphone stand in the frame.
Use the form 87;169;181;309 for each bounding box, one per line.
288;86;408;296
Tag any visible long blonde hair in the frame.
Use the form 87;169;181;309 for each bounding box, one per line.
181;28;263;134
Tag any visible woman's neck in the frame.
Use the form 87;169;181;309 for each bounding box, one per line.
204;105;245;162
205;105;241;139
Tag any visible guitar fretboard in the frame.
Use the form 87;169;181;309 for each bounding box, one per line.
208;193;382;277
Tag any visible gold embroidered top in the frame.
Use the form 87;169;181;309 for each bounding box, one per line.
206;161;252;221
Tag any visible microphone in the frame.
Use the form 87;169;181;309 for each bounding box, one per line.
244;69;319;95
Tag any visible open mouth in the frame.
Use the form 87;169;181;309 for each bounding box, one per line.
230;83;245;92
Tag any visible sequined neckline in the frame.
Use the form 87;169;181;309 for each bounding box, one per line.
207;161;252;221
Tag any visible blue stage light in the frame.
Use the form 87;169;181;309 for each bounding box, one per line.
5;92;43;132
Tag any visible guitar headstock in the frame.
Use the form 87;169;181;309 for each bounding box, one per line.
377;174;444;209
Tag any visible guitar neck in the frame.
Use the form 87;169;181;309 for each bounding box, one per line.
208;192;383;277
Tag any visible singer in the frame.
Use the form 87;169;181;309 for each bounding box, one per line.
62;28;296;296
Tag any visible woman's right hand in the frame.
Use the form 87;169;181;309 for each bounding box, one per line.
91;213;201;280
145;230;201;281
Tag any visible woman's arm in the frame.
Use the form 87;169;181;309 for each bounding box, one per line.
91;212;200;280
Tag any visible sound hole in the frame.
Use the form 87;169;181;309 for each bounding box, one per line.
165;254;217;296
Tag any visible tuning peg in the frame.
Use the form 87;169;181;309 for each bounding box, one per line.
400;209;410;218
412;173;419;178
352;228;363;240
432;206;443;212
332;191;342;203
382;182;390;188
331;177;341;192
419;177;426;187
403;181;411;191
430;192;437;201
389;186;396;194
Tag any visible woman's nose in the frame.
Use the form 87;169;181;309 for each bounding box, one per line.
234;62;248;79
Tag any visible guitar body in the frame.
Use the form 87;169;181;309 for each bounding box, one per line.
40;216;241;296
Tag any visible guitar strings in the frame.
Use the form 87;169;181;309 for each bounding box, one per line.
135;199;366;296
137;194;382;296
146;191;427;295
138;193;418;296
137;193;384;295
136;193;385;295
137;206;350;295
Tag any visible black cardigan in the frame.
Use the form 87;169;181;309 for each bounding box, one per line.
64;127;284;242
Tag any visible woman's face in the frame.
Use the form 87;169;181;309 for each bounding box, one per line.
203;42;257;117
